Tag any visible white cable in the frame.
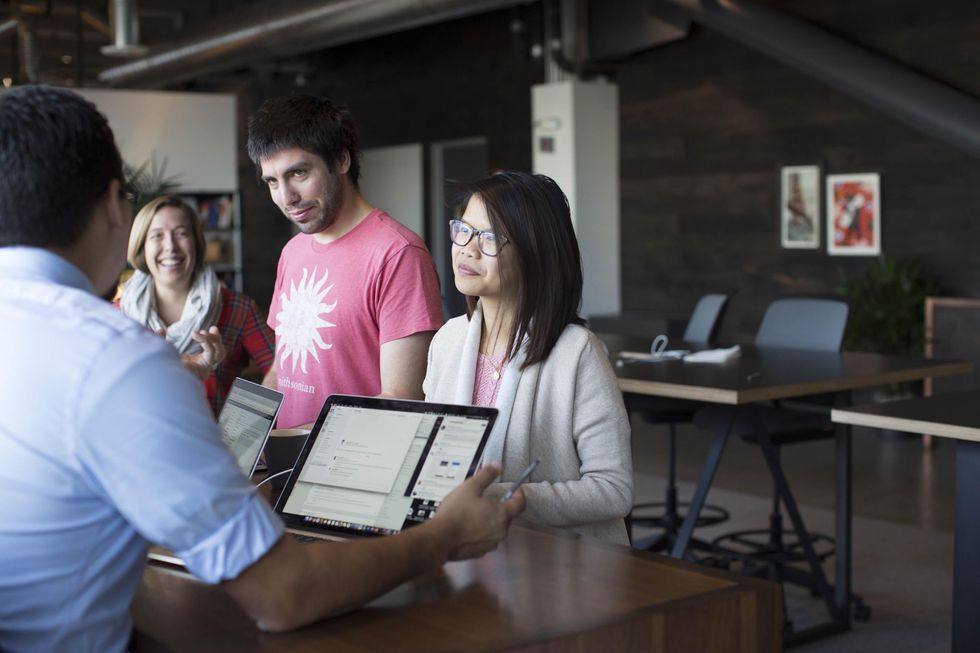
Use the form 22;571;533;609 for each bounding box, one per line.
254;467;293;488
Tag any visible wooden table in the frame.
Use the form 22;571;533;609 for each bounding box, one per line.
832;390;980;653
132;526;782;653
614;345;971;642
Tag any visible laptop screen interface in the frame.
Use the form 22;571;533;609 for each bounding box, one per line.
280;400;492;536
219;381;281;476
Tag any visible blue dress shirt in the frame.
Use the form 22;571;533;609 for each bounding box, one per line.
0;248;283;653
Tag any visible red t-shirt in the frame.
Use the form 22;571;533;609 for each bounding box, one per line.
268;210;443;427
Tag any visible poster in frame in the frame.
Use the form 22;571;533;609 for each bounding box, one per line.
780;165;821;249
826;172;881;256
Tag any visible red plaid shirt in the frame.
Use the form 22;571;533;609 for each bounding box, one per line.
204;286;275;415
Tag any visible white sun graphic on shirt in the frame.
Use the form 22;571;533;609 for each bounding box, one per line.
274;266;338;374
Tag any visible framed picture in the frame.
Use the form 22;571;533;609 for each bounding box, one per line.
780;165;821;249
826;173;881;256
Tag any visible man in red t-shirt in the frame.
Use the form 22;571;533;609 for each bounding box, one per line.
247;96;443;427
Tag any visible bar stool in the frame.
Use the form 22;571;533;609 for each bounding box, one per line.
628;293;730;552
693;297;870;634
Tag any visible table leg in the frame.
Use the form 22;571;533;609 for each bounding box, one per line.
670;407;735;560
953;440;980;652
834;419;852;625
755;426;836;617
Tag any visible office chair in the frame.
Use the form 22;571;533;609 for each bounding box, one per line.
693;297;869;632
627;293;730;551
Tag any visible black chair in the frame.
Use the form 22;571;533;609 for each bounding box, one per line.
693;297;869;635
627;293;730;551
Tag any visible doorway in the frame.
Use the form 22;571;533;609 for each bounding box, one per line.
429;137;488;320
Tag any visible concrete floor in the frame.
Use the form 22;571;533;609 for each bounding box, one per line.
629;417;958;651
630;420;957;533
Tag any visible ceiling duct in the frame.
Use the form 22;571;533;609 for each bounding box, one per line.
99;0;532;87
101;0;148;57
16;21;38;83
0;18;18;39
655;0;980;162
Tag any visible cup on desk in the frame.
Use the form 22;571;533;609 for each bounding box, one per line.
263;428;310;497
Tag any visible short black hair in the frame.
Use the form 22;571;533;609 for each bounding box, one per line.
0;85;123;248
457;171;585;368
246;95;361;187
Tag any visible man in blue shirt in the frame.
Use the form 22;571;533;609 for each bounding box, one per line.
0;85;524;653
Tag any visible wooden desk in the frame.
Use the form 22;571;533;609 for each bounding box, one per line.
832;390;980;653
132;526;781;653
615;346;971;641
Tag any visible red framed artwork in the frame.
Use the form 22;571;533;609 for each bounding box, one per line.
826;172;881;256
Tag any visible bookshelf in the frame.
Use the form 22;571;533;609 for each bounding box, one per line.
181;191;243;292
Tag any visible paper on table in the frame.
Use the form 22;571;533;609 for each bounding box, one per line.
682;345;742;363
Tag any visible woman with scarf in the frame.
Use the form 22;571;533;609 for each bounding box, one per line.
423;172;632;544
120;195;275;415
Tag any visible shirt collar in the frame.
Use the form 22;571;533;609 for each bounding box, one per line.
0;246;96;294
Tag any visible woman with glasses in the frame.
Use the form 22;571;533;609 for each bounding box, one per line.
119;195;275;415
423;171;632;544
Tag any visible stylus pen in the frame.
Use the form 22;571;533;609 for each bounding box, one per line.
500;458;540;502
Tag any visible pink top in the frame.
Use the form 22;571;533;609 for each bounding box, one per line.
267;209;443;427
472;353;507;407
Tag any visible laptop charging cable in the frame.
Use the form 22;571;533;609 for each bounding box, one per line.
254;468;293;488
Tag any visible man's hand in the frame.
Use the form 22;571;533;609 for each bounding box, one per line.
433;463;526;561
223;462;525;632
179;326;226;380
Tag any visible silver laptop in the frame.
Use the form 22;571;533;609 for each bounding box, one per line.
147;378;283;567
218;378;283;477
275;394;496;541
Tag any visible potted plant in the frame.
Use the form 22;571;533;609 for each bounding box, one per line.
838;255;943;397
124;154;181;212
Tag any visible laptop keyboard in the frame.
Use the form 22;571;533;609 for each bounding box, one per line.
292;533;320;544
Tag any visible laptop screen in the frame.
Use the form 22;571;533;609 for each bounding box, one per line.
218;378;283;476
275;395;496;538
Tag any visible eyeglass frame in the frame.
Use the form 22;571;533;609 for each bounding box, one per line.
448;219;509;257
117;180;139;205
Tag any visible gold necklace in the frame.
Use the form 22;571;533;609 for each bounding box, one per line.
481;318;508;381
486;353;505;381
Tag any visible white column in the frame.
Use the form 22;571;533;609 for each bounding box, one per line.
532;80;620;317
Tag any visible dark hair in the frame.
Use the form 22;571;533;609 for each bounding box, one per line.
128;195;208;280
0;85;123;248
457;171;585;369
246;95;361;187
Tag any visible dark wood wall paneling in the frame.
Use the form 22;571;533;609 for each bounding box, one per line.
618;0;980;341
203;1;980;341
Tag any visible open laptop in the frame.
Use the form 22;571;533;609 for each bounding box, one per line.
147;378;283;567
218;378;284;476
275;394;497;541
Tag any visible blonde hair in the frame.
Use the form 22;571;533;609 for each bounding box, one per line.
127;195;207;279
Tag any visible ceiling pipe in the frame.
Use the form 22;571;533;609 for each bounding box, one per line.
655;0;980;162
16;21;38;83
101;0;148;57
99;0;532;87
14;2;112;39
0;18;18;39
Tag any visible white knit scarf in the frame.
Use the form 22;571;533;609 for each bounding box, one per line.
120;267;222;354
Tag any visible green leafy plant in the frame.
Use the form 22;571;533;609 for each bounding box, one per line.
838;256;942;357
123;154;181;213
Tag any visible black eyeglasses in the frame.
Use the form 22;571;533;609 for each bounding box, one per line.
449;219;508;257
118;182;139;204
